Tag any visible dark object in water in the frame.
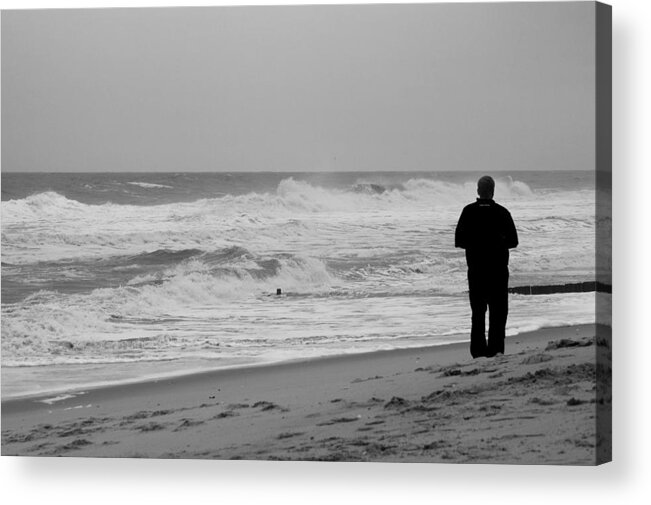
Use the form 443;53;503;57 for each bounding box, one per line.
508;281;612;295
276;288;282;295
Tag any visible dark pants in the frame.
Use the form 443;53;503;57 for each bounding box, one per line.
468;266;509;358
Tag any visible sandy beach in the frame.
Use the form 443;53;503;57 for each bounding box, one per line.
1;324;611;464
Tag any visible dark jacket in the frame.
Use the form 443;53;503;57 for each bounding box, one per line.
455;198;518;269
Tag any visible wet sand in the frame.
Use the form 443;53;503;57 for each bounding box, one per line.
1;324;611;464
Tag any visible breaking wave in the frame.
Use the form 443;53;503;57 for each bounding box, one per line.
0;177;544;265
0;252;335;365
3;176;536;221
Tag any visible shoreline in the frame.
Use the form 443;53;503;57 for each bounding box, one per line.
2;324;612;465
1;322;611;464
3;324;588;407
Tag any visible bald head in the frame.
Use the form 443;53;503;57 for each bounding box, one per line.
477;176;495;199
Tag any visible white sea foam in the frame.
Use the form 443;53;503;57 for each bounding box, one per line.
127;181;174;189
1;177;591;266
1;254;339;364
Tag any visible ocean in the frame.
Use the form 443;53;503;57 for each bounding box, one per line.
1;171;598;398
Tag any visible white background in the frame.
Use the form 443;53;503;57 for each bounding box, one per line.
1;0;648;503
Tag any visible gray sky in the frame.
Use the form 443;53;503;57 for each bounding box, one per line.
1;2;595;172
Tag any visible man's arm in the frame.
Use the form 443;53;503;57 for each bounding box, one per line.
455;208;468;249
504;210;518;249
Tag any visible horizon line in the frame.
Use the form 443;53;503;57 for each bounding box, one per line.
1;168;596;175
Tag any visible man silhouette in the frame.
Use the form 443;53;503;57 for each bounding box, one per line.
455;176;518;358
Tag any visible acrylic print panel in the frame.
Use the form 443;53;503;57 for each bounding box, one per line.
1;2;611;464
